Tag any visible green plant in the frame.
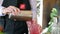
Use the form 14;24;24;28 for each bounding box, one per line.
48;8;58;32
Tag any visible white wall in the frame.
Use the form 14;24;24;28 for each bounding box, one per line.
37;0;43;27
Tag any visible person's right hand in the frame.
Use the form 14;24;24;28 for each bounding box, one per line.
2;6;20;15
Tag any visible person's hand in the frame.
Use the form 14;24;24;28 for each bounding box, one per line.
2;6;20;16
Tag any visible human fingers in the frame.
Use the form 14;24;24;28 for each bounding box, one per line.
9;6;19;15
3;8;12;15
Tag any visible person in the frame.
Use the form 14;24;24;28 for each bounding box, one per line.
0;0;32;34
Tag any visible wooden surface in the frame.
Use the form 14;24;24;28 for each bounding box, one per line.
8;10;32;21
43;0;57;29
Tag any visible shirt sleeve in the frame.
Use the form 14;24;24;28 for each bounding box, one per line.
0;5;5;16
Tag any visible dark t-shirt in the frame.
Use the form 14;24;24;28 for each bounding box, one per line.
2;0;31;10
1;0;30;34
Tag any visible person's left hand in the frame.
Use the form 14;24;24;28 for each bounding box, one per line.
3;6;21;16
8;6;21;16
